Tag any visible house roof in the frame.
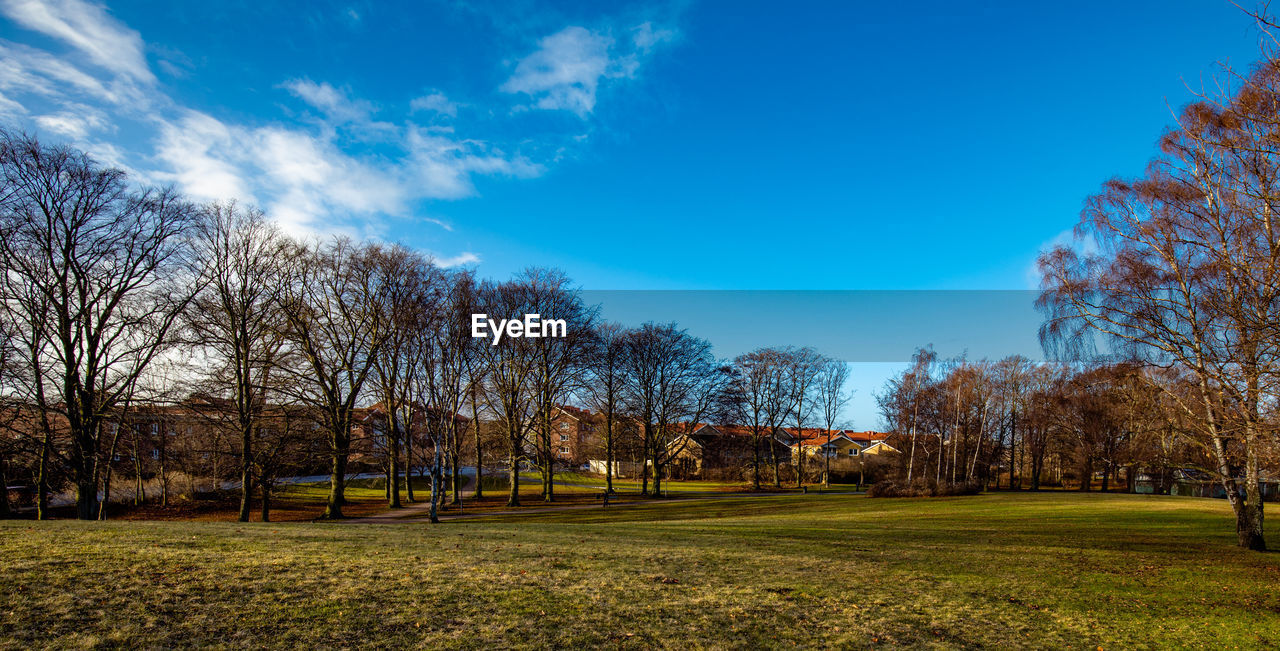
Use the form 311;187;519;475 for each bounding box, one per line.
780;428;891;447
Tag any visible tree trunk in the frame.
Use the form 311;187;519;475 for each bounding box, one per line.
640;424;651;496
605;414;615;494
0;459;8;517
238;421;252;522
428;444;442;524
449;421;462;505
36;426;50;520
752;432;761;491
506;417;522;508
652;452;663;498
769;433;781;488
405;414;415;503
387;409;402;508
324;430;348;519
1237;438;1267;551
471;383;482;499
823;432;831;488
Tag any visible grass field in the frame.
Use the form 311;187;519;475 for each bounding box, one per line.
4;492;1279;648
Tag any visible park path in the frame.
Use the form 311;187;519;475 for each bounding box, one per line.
343;473;482;523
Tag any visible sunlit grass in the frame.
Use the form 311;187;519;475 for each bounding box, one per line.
3;492;1278;648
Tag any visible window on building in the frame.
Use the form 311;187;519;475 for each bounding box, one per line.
151;449;160;460
558;447;570;455
559;434;569;442
849;448;859;456
558;422;571;431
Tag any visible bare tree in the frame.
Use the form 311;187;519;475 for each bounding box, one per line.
0;132;199;520
877;347;936;483
524;269;595;502
785;347;825;488
1038;55;1280;549
816;358;851;487
186;202;290;521
732;348;794;490
277;238;390;519
584;322;629;494
624;323;727;497
419;267;474;517
370;245;442;510
474;279;540;507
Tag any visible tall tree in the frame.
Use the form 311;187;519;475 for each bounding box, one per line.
584;322;629;494
474;278;540;507
370;245;442;510
277;238;390;519
524;268;594;502
187;202;290;522
624;323;727;497
1039;55;1280;549
785;347;825;488
0;132;199;520
732;348;794;491
816;358;851;487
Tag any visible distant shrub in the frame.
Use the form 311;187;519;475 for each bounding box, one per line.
868;479;982;498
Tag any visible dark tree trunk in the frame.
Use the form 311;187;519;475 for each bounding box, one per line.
324;425;349;519
605;415;615;494
389;415;402;508
238;422;252;522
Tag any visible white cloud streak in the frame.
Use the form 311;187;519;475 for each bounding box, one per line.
435;251;480;267
0;0;153;83
501;21;674;118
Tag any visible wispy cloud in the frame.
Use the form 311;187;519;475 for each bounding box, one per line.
435;251;480;268
0;0;153;84
409;90;458;117
283;78;374;125
501;21;674;118
0;0;676;256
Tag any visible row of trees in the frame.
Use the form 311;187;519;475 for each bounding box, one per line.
0;131;863;521
876;350;1224;496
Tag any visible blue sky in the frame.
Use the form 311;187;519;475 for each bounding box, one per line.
0;0;1266;426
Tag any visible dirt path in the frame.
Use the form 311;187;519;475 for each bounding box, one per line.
343;473;480;523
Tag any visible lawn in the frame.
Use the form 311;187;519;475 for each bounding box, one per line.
3;492;1279;648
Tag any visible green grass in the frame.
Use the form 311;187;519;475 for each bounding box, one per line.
4;492;1279;648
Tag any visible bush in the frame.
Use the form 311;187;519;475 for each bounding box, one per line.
867;478;982;498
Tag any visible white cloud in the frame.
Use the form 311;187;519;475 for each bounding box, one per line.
501;22;674;118
0;0;154;84
153;111;254;205
409;90;457;117
283;78;373;124
0;41;125;105
33;103;108;138
0;3;672;248
501;26;612;117
150;110;542;236
631;21;675;52
435;251;479;268
0;89;27;120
